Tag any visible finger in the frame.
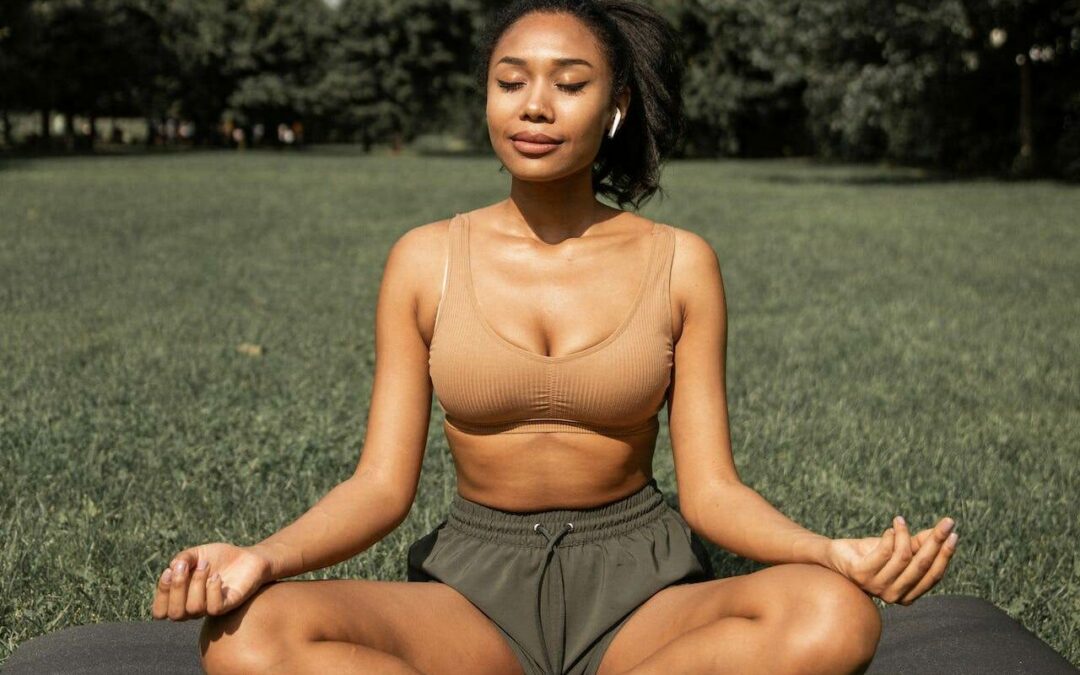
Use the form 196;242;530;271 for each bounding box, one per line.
888;518;955;604
851;526;895;586
868;526;894;563
910;516;953;555
167;559;192;620
900;530;959;604
902;527;933;559
206;573;224;615
872;516;912;591
893;516;911;559
186;558;210;617
163;548;199;620
909;527;934;554
173;549;199;571
860;526;894;575
151;567;173;619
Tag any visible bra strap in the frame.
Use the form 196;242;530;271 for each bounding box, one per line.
656;223;676;342
433;213;465;334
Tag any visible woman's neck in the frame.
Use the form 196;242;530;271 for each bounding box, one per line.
505;172;614;243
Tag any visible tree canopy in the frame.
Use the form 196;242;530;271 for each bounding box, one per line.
1;0;1076;176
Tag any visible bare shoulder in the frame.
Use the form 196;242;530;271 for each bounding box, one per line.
386;217;451;267
381;218;452;292
380;218;454;343
668;225;722;290
665;225;725;341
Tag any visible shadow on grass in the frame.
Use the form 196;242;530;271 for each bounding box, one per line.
746;157;1079;185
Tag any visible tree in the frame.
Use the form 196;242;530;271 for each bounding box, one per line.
227;0;333;142
958;0;1080;175
317;0;476;150
675;0;809;157
0;0;33;145
158;0;249;145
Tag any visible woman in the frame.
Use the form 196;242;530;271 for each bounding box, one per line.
152;1;959;673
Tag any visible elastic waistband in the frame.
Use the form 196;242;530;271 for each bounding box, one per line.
446;478;669;547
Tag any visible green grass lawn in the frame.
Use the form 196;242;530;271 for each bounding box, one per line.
1;150;1077;666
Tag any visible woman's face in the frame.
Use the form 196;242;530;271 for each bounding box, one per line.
486;12;628;182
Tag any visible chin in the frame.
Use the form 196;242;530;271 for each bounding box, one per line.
510;164;581;182
503;154;591;180
502;155;560;172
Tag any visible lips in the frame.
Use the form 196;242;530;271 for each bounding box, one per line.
510;132;563;156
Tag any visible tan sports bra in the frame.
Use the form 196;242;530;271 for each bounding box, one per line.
428;212;675;436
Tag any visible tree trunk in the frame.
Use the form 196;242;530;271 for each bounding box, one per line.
1013;53;1035;176
62;111;75;151
40;108;51;142
1;108;11;147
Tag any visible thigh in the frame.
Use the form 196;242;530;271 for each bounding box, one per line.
200;577;526;675
594;563;878;675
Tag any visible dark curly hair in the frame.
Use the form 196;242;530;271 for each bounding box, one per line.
472;0;686;211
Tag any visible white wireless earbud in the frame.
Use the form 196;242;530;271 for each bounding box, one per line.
608;108;622;138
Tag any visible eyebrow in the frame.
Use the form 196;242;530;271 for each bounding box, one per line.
495;56;594;68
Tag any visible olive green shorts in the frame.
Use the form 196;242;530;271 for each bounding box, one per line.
406;478;714;675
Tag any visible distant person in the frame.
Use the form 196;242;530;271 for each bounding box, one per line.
222;119;235;147
278;123;295;145
153;2;959;673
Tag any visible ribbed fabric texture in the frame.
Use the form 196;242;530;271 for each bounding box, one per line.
428;212;675;437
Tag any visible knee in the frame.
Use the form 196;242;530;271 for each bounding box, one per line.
776;565;883;674
199;585;298;675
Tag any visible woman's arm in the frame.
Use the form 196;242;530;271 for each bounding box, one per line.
666;229;831;566
245;475;413;582
246;223;448;581
680;480;832;566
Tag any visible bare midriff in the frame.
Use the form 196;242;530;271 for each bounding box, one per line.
446;426;658;512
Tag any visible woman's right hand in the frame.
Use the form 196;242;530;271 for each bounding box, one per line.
151;542;273;621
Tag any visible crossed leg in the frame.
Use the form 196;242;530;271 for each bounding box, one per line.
199;577;526;675
201;562;881;675
595;562;883;675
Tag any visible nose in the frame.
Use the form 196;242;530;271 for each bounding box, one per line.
522;88;553;121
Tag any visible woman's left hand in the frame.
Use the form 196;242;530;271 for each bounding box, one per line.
824;516;959;605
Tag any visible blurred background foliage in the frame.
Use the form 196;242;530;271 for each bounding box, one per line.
0;0;1078;177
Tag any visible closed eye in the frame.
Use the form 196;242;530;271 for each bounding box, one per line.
496;81;588;95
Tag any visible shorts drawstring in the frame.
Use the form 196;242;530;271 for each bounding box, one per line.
533;521;574;675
